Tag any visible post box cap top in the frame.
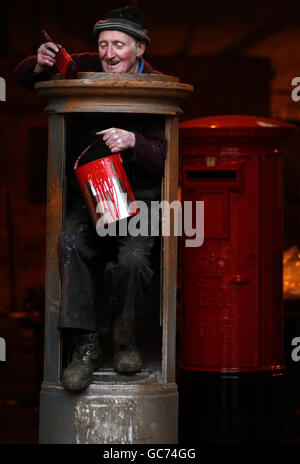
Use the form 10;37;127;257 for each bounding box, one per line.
180;115;297;131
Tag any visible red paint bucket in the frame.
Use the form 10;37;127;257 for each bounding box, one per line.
74;139;138;228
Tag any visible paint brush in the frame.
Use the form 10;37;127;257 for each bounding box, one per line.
41;29;78;79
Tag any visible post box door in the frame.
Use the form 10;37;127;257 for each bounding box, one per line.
181;156;260;370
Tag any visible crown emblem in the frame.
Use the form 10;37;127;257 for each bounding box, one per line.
198;253;227;278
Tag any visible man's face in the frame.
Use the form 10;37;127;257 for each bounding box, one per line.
98;30;145;73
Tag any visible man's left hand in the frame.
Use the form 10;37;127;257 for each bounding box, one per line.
96;128;136;153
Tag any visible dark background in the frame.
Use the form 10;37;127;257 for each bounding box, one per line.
1;0;300;444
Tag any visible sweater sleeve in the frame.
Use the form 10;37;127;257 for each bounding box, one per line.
13;52;101;90
131;116;167;177
13;55;59;90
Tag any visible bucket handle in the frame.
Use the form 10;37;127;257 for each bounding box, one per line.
74;138;105;171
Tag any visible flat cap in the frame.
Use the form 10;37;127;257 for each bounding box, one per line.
93;6;150;44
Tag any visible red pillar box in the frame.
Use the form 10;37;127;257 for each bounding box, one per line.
179;115;296;373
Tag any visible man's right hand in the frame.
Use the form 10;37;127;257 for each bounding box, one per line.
34;42;60;73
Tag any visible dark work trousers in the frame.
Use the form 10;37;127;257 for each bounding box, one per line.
57;191;156;350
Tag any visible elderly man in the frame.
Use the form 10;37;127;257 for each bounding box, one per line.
14;6;166;391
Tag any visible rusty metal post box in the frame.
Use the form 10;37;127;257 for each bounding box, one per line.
35;73;192;444
178;115;296;443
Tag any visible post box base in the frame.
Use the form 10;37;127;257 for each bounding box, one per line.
178;369;286;444
39;380;178;444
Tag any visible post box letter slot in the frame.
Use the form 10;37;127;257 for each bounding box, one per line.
186;170;237;183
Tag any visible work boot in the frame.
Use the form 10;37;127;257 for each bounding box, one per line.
62;331;103;391
113;344;142;374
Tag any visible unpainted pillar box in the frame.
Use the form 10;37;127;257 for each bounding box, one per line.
35;72;193;444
